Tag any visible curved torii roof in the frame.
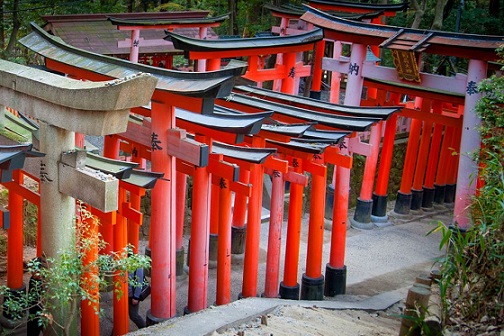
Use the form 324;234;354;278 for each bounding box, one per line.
307;0;408;16
19;23;247;99
263;3;383;20
301;5;504;61
165;28;323;54
107;13;229;28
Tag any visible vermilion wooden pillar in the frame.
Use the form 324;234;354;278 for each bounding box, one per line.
242;137;266;298
263;169;285;298
454;59;486;228
187;135;211;313
279;158;304;299
329;42;343;104
209;182;220;268
128;156;146;254
280;52;297;95
393;98;423;215
113;188;128;336
147;100;176;323
352;122;382;228
309;39;325;99
421;101;444;209
410;99;434;210
6;170;24;290
176;171;187;276
325;143;350;296
216;177;232;305
371;114;398;219
434;126;455;205
231;169;250;256
301;157;326;300
80;212;100;336
444;125;462;204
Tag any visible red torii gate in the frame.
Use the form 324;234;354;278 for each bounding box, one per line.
166;29;323;94
108;13;228;68
301;4;504;228
19;22;246;333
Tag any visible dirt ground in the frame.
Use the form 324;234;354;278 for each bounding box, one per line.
213;304;403;336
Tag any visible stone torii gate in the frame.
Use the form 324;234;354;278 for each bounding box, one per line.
0;59;157;334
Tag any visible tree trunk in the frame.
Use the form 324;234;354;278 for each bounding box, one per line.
228;0;238;36
410;0;427;29
431;0;449;30
5;0;20;56
0;0;4;50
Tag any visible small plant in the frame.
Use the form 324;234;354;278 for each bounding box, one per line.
0;202;151;335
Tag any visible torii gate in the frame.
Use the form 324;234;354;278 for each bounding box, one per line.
301;4;504;228
19;22;245;331
166;28;323;94
0;59;156;334
108;13;229;68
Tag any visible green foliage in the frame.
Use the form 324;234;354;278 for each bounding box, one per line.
0;203;151;335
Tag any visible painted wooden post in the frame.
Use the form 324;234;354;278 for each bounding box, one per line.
6;170;24;300
454;59;486;228
410;100;433;210
422;102;444;209
310;39;325;99
393;98;423;215
280;52;297;95
434;126;455;204
325;142;350;296
242;137;266;298
80;212;100;336
187;135;211;312
209;182;220;268
216;177;232;305
301;158;326;300
176;171;187;276
371;114;398;220
231;169;250;256
279;158;303;299
352;122;382;228
445;125;462;204
147;100;177;323
129;29;141;63
113;187;128;336
263;169;285;298
329;42;343;104
128;156;145;254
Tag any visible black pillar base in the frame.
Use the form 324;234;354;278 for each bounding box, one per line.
144;246;151;277
324;264;346;296
444;184;456;204
176;247;185;276
394;191;412;215
421;187;435;209
208;233;218;269
231;226;246;255
279;281;300;300
434;184;445;204
146;309;169;326
310;90;321;100
353;198;373;224
371;193;388;217
3;284;26;321
300;274;324;301
410;189;423;211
